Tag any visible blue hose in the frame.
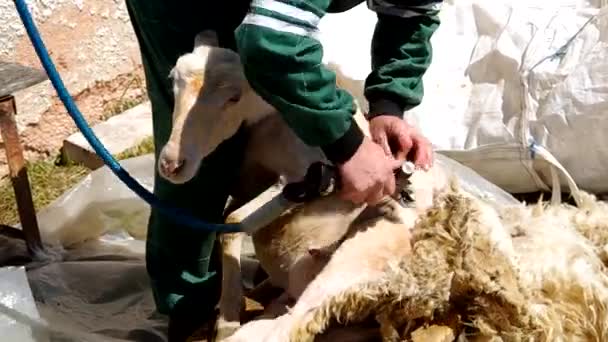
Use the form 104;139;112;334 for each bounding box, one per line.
13;0;243;233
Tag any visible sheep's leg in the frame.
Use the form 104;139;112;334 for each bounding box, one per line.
214;163;282;341
215;232;245;341
215;187;281;341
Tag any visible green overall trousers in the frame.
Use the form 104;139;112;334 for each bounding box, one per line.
125;1;251;339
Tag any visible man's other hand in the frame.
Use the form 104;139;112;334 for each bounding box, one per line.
369;115;433;170
337;136;402;205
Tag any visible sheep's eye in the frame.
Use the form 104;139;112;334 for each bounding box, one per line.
228;93;241;103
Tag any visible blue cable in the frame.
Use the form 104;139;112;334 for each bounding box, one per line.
13;0;242;233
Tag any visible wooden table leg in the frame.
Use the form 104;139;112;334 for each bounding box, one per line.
0;95;43;255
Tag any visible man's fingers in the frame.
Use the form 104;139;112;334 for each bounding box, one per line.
373;131;392;157
393;128;413;162
390;157;404;170
409;135;434;170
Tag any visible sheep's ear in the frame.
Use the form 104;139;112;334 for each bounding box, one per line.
194;30;219;49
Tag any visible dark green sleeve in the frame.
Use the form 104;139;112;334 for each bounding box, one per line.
364;1;442;119
234;1;365;165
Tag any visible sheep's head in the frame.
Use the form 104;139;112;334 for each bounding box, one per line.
158;31;271;184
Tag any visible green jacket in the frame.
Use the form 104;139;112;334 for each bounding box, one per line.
235;0;442;164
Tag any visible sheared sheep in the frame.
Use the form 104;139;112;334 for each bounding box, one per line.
157;30;447;341
156;28;608;342
223;180;608;341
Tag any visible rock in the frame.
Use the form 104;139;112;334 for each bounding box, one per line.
62;101;152;169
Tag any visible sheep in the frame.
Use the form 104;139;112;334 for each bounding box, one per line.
156;30;448;341
223;180;608;342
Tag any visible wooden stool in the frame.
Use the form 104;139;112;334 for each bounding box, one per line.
0;61;48;255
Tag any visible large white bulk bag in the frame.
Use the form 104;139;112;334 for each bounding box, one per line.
318;0;608;200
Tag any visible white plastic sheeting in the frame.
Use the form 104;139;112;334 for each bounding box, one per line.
0;153;519;341
0;267;48;342
0;155;165;342
319;0;608;197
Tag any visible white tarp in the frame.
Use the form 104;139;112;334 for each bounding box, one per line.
319;0;608;197
0;267;47;342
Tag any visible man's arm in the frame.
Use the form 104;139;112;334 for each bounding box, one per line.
364;0;442;120
234;0;364;165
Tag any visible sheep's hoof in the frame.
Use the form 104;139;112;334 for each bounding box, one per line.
213;318;240;342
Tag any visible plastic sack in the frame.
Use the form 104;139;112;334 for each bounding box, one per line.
34;154;155;249
434;153;520;208
318;0;608;199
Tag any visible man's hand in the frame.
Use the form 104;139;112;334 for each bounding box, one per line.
337;136;402;205
369;115;433;170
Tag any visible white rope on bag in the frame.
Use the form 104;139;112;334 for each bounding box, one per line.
528;140;584;206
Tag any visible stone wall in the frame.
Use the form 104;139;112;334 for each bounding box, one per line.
0;0;146;177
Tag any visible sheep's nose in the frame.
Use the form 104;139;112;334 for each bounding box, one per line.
160;157;186;176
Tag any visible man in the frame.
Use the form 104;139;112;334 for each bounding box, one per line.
236;0;439;205
125;0;440;340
